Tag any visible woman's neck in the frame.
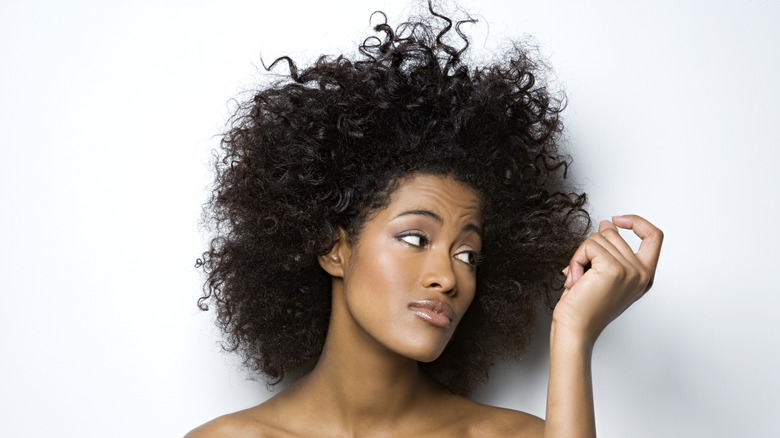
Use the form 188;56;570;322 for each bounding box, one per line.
285;280;445;434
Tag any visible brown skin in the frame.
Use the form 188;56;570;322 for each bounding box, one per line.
187;175;663;437
544;215;663;437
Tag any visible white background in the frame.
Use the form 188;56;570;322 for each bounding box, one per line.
2;1;778;436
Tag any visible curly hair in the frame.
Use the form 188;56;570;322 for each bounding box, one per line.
197;5;590;395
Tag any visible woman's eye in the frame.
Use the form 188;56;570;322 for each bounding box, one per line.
454;250;479;266
398;233;428;247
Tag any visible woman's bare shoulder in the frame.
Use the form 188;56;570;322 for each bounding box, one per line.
448;395;545;437
185;391;544;438
184;405;290;438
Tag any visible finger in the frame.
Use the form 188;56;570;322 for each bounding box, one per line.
593;228;656;296
611;214;664;271
598;219;643;267
598;219;617;234
566;238;592;288
589;232;633;269
566;235;619;288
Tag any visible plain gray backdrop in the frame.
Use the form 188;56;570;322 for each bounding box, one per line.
2;0;778;436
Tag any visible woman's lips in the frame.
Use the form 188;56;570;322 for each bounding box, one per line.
408;300;454;329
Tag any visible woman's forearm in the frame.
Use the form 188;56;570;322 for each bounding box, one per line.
543;322;596;438
539;215;662;437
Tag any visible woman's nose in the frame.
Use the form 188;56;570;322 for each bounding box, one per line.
421;251;457;295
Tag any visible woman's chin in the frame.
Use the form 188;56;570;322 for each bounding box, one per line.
415;352;444;363
394;339;450;363
390;325;460;363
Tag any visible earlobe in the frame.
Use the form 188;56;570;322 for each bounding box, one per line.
317;230;350;278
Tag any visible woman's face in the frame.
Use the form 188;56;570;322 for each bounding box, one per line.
332;174;483;362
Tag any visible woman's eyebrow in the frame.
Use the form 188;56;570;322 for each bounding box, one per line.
396;209;483;238
397;209;442;223
462;223;483;239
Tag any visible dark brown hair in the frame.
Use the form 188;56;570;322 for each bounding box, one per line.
197;5;589;395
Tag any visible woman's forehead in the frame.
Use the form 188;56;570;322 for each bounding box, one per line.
381;174;483;225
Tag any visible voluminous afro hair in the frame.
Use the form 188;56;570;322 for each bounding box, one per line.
197;5;590;395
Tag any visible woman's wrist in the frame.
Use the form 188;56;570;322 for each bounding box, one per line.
549;320;596;356
545;320;597;438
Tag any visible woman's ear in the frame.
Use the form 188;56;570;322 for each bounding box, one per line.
317;229;351;278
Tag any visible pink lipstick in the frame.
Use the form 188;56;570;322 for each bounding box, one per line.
408;300;453;329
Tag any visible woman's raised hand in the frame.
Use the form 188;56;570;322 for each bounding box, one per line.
554;214;664;345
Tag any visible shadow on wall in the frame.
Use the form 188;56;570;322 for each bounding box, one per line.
470;307;553;415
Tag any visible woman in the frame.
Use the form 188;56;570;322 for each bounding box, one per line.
188;6;663;437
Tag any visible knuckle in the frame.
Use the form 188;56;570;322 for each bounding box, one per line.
625;265;640;280
647;227;664;241
602;262;625;280
638;269;650;285
600;227;620;238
